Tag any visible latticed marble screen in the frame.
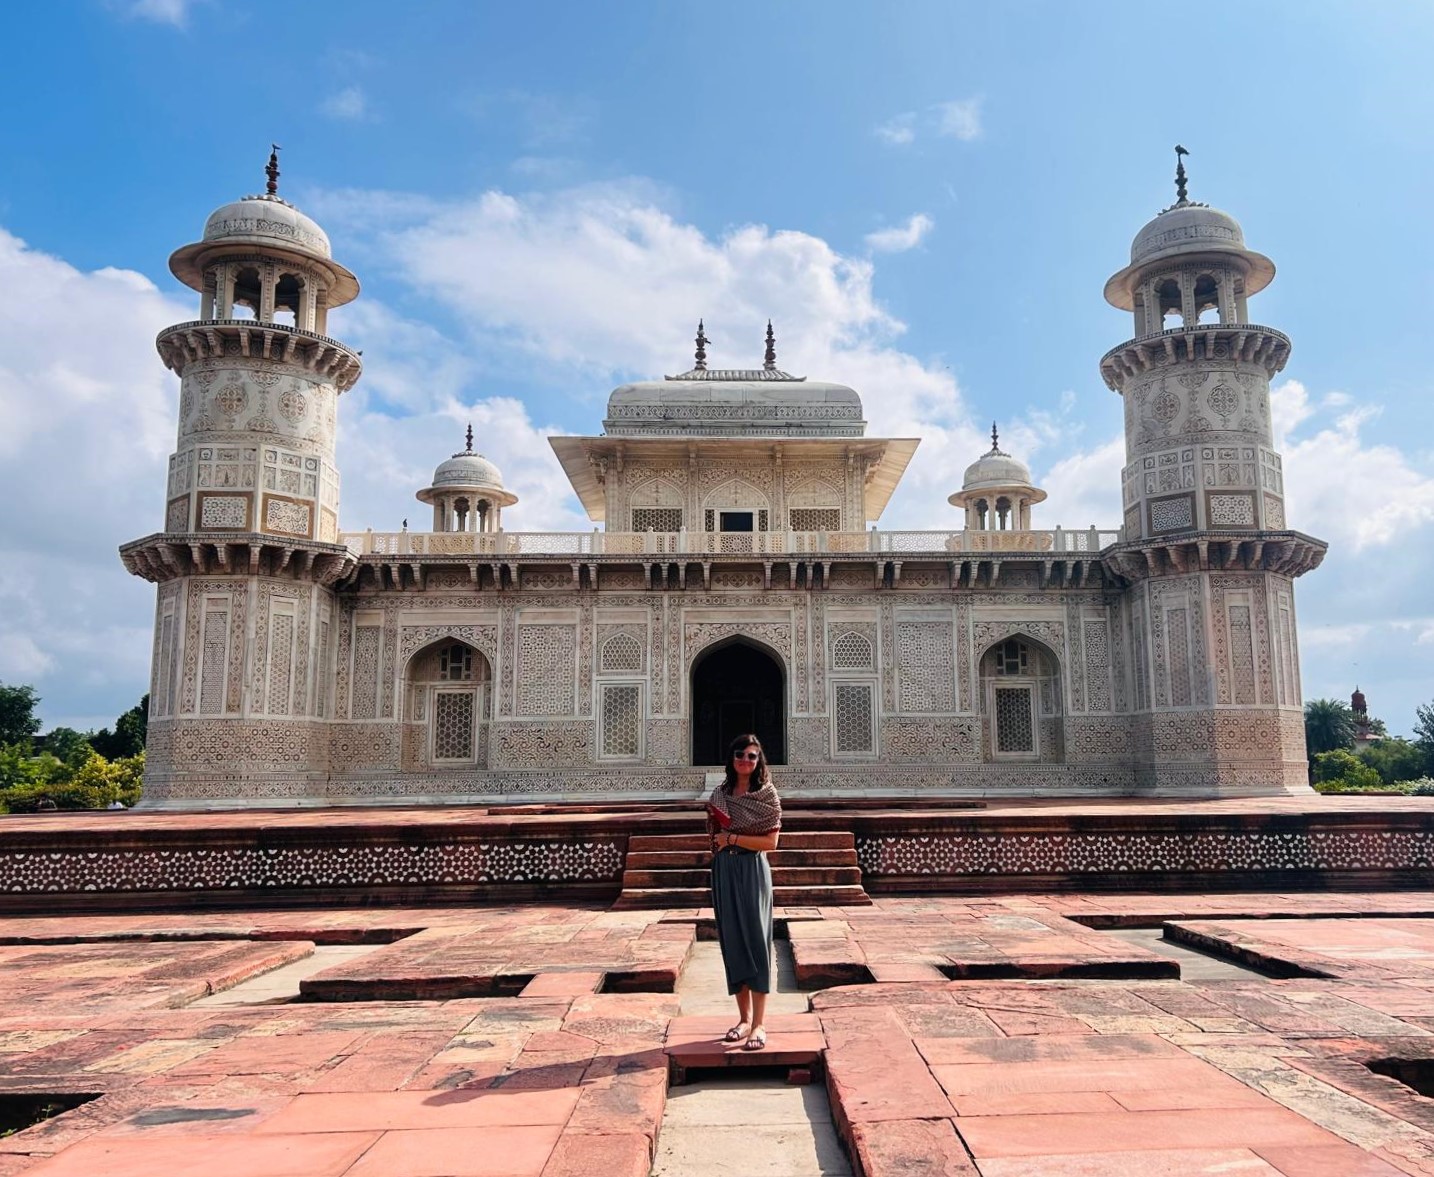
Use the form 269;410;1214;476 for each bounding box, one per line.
833;682;875;754
994;686;1035;754
432;691;475;761
600;684;642;758
631;508;682;533
896;621;956;712
831;631;874;670
600;633;644;673
789;508;840;532
517;625;577;716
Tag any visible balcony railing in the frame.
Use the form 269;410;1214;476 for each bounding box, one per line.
340;527;1121;558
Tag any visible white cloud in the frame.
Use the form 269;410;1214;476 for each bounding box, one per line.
323;86;368;121
876;97;983;146
1273;379;1434;550
933;98;983;141
875;114;916;145
865;213;934;254
121;0;197;25
0;229;186;726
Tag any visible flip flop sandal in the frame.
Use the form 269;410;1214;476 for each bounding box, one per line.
743;1028;767;1051
724;1023;750;1042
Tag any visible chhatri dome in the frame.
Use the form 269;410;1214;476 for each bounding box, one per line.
948;424;1046;531
416;425;518;534
1103;146;1274;314
167;147;360;313
603;320;865;438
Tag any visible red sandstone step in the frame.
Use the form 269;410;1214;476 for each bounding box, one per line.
612;884;872;910
626;848;859;869
622;867;864;889
628;832;855;853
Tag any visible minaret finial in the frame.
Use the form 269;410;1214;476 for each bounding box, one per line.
265;144;281;196
464;423;474;453
991;421;1000;451
694;319;708;371
1174;144;1189;205
763;320;777;371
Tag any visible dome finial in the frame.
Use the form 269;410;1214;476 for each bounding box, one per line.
990;421;1000;452
1174;144;1189;206
694;319;708;371
764;320;777;371
265;144;281;196
464;422;474;453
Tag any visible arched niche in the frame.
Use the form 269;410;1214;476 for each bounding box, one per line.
403;638;493;766
976;633;1064;763
690;636;786;766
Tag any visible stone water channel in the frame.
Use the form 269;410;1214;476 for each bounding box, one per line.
653;938;852;1177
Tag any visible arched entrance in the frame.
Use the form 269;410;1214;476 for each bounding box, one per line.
691;640;786;766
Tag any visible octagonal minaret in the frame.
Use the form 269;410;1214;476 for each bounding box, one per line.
1099;149;1325;795
120;150;363;807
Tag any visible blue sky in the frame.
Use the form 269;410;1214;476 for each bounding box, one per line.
1;0;1432;736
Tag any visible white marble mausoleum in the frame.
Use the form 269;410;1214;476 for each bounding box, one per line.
121;154;1326;807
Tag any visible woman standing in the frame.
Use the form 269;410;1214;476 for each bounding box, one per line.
706;732;782;1051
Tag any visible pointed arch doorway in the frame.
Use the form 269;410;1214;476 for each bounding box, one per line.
691;639;786;766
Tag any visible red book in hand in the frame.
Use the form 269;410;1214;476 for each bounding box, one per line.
705;802;732;829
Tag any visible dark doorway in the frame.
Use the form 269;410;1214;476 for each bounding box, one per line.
691;640;786;765
719;511;754;532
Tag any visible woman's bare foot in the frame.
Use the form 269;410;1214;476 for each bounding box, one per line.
743;1025;767;1051
723;1021;750;1042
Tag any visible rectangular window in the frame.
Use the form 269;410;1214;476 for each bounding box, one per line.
719;510;754;532
600;683;643;759
833;681;876;755
432;689;476;762
631;507;682;533
789;508;840;532
994;685;1036;755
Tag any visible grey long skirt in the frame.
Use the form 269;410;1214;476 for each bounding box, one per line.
711;848;774;995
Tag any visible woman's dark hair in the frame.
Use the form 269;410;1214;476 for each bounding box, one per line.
722;733;770;792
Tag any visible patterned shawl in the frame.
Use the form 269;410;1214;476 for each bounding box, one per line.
706;780;782;835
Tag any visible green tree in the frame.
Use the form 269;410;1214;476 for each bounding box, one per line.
1358;737;1427;785
1304;698;1356;756
1415;702;1434;775
41;727;93;765
1312;749;1383;789
0;684;40;745
88;695;148;760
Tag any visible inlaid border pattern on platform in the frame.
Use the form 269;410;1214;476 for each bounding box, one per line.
0;837;625;893
857;829;1434;876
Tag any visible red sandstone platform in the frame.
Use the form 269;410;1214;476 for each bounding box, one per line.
2;895;1434;1173
4;796;1434;913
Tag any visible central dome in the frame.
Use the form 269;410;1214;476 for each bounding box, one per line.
962;449;1034;492
606;370;865;438
432;451;506;491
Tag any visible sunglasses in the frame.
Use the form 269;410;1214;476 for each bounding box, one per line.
735;751;761;761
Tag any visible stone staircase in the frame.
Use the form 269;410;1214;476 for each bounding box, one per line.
612;831;871;910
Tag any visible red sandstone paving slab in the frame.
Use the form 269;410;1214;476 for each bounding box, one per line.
847;1118;979;1176
344;1125;563;1176
822;1008;957;1128
256;1087;582;1133
1256;1143;1413;1176
953;1107;1344;1159
300;1031;459;1093
0;941;313;1015
913;1033;1188;1066
539;1132;652;1177
931;1057;1264;1104
167;1030;367;1078
976;1147;1286;1175
19;1130;381;1177
520;972;604;998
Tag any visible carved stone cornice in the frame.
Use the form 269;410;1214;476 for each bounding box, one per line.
1101;529;1326;584
156;320;362;392
1099;323;1292;392
119;533;357;586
